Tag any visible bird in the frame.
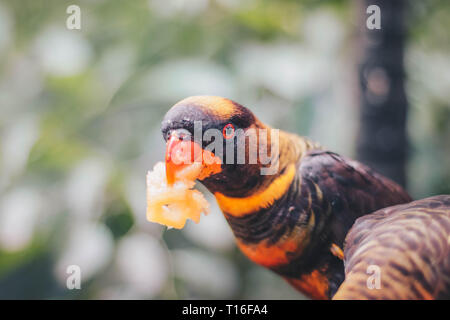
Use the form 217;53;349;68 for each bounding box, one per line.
333;195;450;299
161;95;450;300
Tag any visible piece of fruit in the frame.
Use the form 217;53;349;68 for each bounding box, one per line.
146;162;209;229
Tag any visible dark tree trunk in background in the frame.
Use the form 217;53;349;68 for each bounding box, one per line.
356;0;409;187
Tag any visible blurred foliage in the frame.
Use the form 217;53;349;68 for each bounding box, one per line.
0;0;449;299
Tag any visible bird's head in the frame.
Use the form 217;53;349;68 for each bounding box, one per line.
161;96;279;197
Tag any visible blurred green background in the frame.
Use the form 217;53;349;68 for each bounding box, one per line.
0;0;449;299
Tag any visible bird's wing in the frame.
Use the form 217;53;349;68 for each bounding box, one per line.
299;151;412;246
333;195;450;299
280;150;413;298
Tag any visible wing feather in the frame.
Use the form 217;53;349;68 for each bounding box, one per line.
333;195;450;299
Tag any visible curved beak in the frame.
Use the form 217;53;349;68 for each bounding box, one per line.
165;135;180;185
165;133;222;185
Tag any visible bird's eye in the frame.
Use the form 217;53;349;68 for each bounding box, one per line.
223;123;235;139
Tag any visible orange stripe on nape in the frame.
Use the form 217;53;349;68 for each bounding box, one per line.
214;164;296;216
174;96;237;119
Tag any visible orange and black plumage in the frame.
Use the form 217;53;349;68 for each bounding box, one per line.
161;96;449;300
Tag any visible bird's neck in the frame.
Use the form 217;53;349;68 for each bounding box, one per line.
213;131;319;215
209;133;345;299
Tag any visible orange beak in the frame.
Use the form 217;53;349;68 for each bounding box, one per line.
165;134;222;185
165;135;178;185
